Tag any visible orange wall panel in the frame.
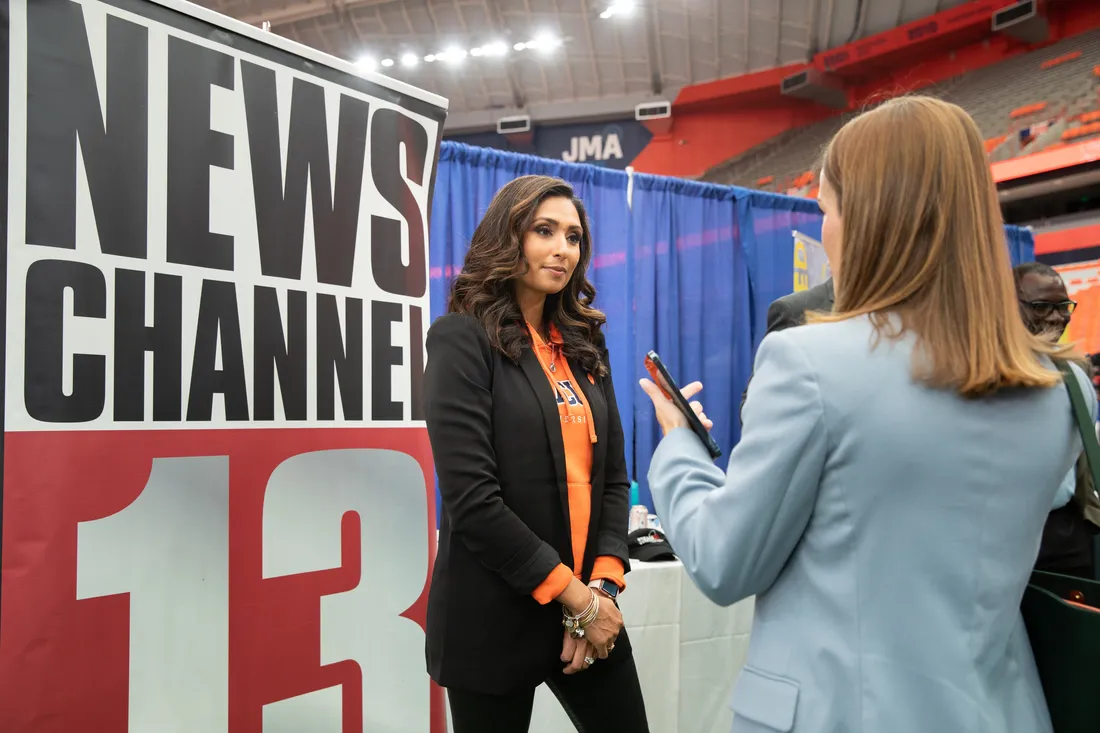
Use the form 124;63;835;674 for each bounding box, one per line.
1069;284;1100;355
631;103;832;178
1054;261;1100;355
992;138;1100;183
1035;223;1100;256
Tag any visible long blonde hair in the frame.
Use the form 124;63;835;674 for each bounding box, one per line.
811;96;1073;396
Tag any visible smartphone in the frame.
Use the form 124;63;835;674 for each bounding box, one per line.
644;351;722;460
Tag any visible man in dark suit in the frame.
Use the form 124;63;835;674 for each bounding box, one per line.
740;279;834;420
762;278;835;335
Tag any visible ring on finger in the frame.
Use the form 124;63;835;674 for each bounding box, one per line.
584;656;595;666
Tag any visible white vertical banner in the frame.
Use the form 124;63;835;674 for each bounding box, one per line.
0;0;449;731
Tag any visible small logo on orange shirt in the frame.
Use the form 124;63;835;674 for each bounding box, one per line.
554;380;582;406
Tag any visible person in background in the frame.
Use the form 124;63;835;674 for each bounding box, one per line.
738;278;834;421
1015;262;1075;341
1015;262;1100;579
640;96;1094;733
423;175;648;732
762;278;835;335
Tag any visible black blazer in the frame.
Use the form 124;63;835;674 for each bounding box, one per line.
763;278;835;334
739;278;834;422
422;313;633;694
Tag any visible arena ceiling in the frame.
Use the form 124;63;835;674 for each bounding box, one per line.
194;0;974;130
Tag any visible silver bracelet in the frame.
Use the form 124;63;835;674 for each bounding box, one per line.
562;589;599;638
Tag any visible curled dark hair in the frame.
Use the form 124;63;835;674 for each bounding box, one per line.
448;175;608;376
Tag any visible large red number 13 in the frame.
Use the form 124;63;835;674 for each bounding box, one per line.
75;449;430;732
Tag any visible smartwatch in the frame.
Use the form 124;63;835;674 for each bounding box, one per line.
590;578;619;600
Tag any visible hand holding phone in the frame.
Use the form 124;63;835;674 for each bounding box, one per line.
642;351;722;459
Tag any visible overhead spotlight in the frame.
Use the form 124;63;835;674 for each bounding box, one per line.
601;0;635;18
356;56;378;71
482;41;508;56
380;58;394;67
531;32;561;52
471;47;484;57
514;41;527;51
425;54;437;62
401;52;419;67
441;47;467;64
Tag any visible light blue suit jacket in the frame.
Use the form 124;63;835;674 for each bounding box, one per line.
649;317;1094;733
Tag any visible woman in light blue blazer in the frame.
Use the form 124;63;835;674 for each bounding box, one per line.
641;96;1094;733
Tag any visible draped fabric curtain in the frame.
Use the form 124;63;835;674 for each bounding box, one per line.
629;175;752;507
1005;224;1036;267
428;141;1039;512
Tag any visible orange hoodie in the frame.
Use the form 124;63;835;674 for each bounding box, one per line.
527;324;626;605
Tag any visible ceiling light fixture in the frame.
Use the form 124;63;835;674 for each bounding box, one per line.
361;35;555;69
529;32;561;52
600;0;635;18
441;47;467;64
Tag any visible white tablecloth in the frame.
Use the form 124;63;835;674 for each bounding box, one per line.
446;560;754;733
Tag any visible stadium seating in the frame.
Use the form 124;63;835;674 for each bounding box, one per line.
705;28;1100;194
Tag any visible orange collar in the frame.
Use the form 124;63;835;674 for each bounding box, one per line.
527;322;564;347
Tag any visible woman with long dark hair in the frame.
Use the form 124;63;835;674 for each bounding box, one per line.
423;175;649;731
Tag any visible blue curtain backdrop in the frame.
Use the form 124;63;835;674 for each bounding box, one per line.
1005;224;1035;266
428;141;1037;512
628;175;752;504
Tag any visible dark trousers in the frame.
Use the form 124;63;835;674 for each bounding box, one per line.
447;648;650;733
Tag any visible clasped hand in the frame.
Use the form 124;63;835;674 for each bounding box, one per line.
639;379;714;437
561;592;623;675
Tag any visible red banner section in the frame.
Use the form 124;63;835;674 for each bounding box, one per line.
1035;223;1100;256
0;429;440;733
816;0;1013;72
